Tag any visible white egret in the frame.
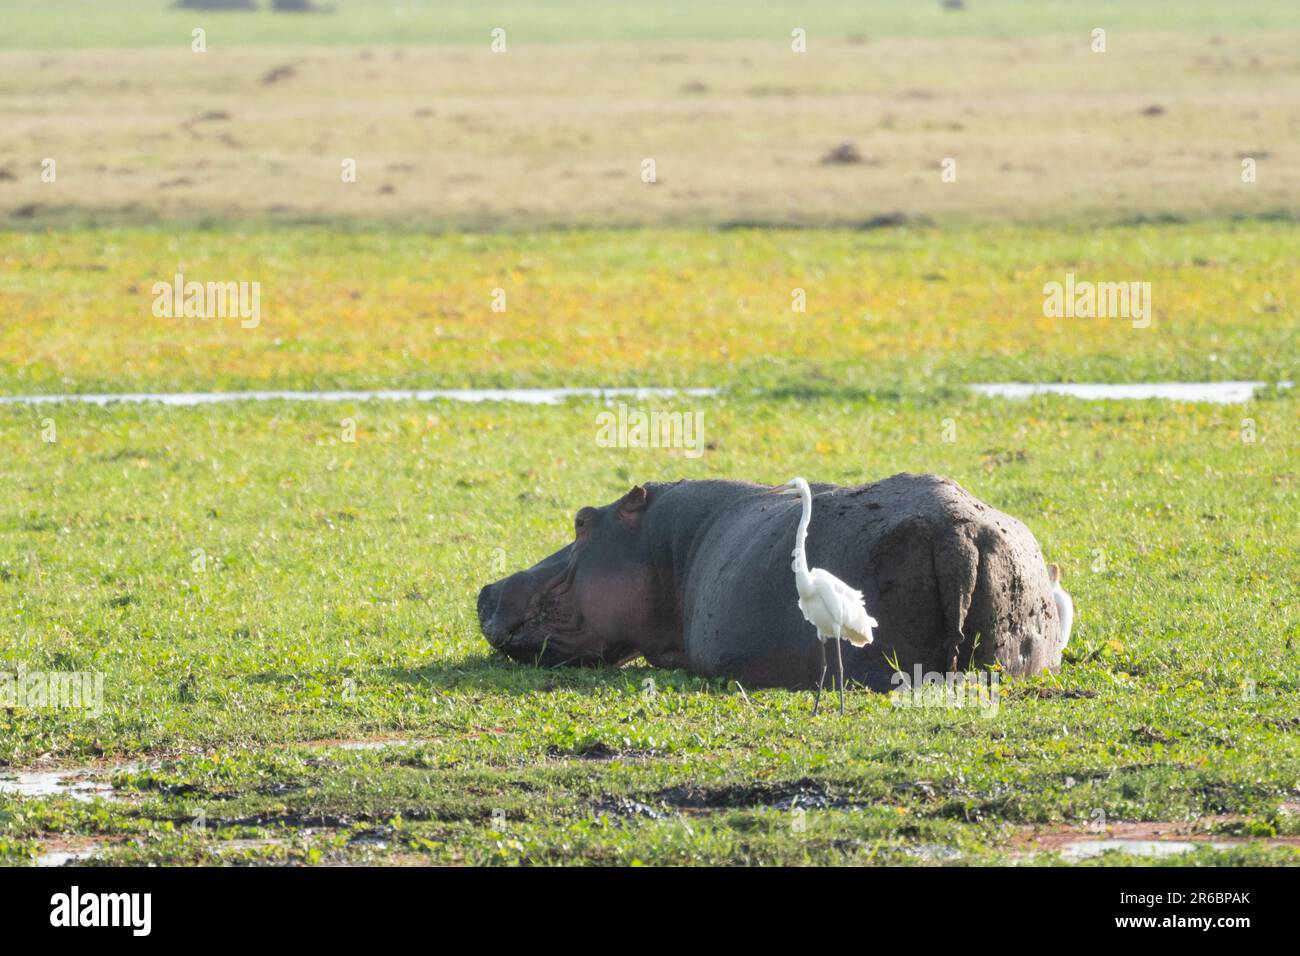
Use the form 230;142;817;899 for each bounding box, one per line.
1047;563;1073;649
767;478;879;714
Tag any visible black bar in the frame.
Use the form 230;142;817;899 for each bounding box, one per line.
0;865;1273;942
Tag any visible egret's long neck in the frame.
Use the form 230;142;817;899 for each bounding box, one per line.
792;483;813;589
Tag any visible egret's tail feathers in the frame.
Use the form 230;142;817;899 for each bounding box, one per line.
843;626;874;648
843;610;879;647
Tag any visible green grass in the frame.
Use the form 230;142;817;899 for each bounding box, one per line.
2;222;1296;396
2;392;1297;864
3;0;1295;50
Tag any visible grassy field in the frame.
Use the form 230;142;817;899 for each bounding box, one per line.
2;222;1296;395
1;392;1297;864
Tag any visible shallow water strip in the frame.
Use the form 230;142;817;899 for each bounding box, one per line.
0;387;720;407
970;381;1291;404
0;382;1291;407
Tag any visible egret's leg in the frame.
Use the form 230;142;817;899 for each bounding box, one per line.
812;639;828;715
835;635;846;715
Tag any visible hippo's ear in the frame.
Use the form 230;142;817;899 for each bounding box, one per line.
617;485;648;527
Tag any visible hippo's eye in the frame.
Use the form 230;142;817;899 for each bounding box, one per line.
575;508;594;538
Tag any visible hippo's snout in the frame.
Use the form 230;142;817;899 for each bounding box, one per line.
477;541;634;668
476;580;506;645
477;576;532;650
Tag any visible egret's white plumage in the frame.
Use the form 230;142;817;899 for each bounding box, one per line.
770;477;879;714
1047;562;1073;649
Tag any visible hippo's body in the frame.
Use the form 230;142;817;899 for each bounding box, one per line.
478;475;1064;690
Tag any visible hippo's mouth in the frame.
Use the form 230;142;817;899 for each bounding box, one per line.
479;563;596;665
490;620;603;668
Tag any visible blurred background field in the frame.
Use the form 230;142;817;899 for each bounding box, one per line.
2;27;1296;229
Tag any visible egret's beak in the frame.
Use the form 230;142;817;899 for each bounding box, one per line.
763;485;799;497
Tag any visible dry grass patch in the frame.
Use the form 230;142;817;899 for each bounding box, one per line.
1;34;1296;228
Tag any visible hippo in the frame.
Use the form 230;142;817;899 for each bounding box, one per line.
477;474;1064;691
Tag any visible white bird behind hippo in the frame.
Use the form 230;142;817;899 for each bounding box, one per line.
1048;562;1073;649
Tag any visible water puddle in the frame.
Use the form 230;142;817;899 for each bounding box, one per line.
1;382;1289;407
0;770;121;802
1057;838;1232;861
33;835;294;867
970;381;1291;404
593;797;668;821
36;846;102;867
902;843;963;862
1017;819;1300;863
330;738;435;752
348;829;392;850
0;387;719;408
656;777;866;812
0;737;432;805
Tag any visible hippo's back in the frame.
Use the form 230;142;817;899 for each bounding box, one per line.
677;473;1061;690
850;473;1062;680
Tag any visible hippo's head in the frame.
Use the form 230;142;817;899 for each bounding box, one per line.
477;485;677;667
